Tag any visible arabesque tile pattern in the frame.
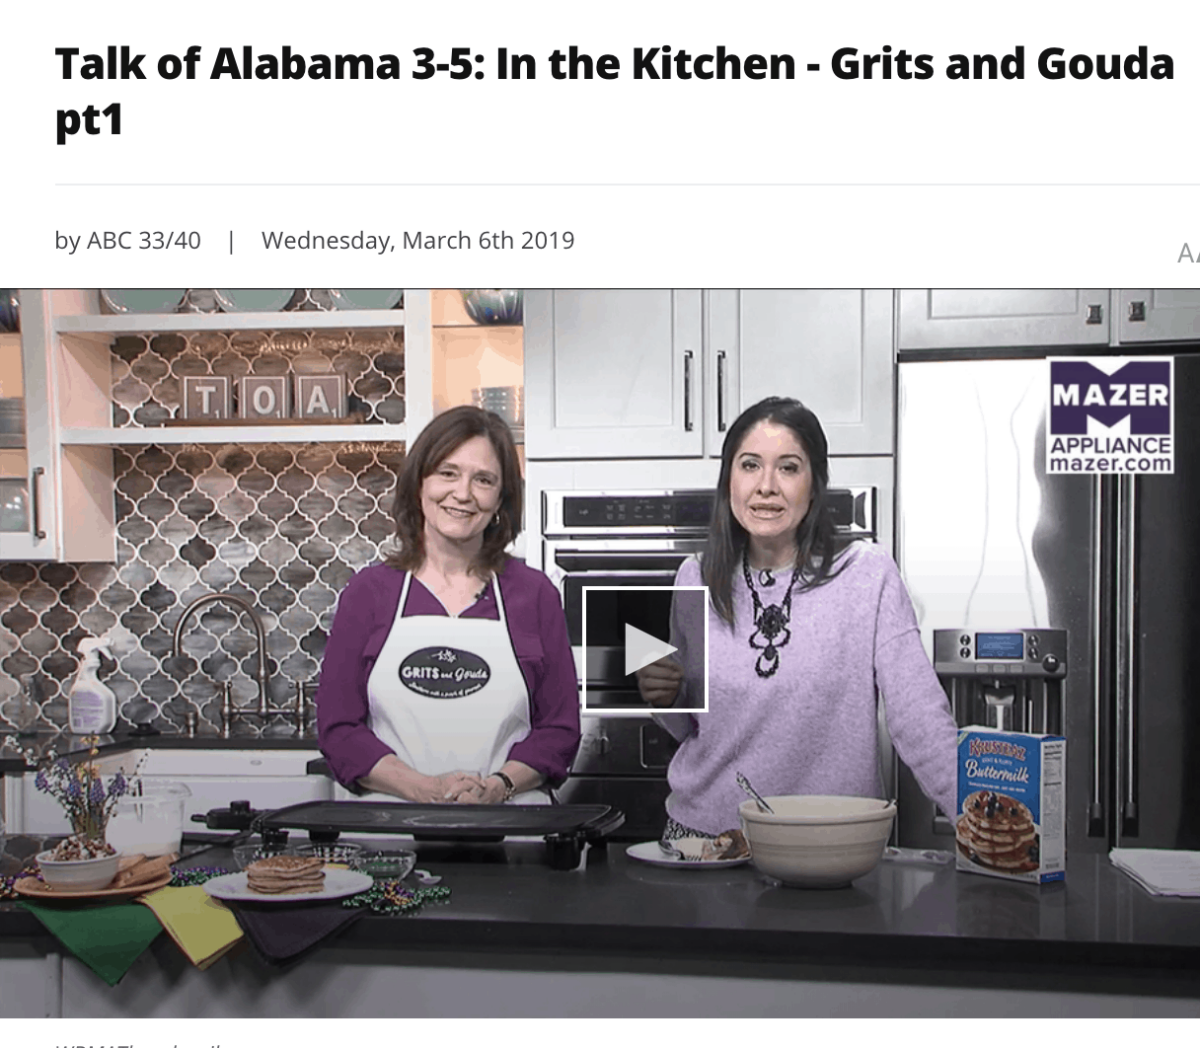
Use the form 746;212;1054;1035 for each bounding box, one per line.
0;327;406;736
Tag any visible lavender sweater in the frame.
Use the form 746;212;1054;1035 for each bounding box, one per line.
317;558;581;791
655;543;958;834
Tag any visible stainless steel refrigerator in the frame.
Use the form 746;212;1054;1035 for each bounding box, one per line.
895;349;1200;855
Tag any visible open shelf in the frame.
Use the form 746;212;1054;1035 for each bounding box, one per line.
56;309;406;337
60;423;407;446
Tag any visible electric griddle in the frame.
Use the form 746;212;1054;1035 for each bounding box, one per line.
195;800;626;870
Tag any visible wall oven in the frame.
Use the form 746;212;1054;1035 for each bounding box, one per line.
544;490;710;707
543;487;879;703
543;487;879;839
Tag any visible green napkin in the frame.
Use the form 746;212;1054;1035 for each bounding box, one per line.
19;900;163;986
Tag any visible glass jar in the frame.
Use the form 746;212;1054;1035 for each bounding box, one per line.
105;782;192;857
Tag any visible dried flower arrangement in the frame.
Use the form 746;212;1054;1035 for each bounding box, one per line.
14;736;140;860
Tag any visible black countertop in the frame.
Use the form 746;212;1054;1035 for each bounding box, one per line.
0;730;320;773
3;833;1199;977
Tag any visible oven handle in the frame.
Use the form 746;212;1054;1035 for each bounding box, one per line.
558;566;686;578
553;552;693;570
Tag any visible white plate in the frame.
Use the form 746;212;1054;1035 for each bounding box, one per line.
625;841;751;870
202;867;373;903
214;289;294;312
333;289;402;310
101;289;187;314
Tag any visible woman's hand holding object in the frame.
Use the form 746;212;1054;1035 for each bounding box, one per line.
636;656;683;708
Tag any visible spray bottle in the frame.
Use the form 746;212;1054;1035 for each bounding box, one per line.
68;635;117;734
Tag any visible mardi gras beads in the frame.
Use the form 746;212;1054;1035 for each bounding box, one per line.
169;866;231;887
342;878;451;915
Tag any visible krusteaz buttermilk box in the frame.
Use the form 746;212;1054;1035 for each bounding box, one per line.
956;727;1066;884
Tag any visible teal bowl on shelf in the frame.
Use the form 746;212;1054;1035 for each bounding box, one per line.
0;289;19;332
461;289;522;325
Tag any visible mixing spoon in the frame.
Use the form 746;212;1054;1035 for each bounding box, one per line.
736;771;775;814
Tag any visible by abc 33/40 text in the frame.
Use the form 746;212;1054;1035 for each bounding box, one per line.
55;231;203;255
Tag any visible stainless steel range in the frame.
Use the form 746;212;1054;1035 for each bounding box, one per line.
543;487;879;838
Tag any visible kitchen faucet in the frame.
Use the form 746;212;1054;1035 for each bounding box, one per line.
172;594;270;723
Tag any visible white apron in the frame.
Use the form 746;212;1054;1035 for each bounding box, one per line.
364;571;549;805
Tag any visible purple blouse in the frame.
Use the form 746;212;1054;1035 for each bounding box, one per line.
316;558;582;790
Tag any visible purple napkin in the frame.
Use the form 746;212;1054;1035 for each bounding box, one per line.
227;900;365;966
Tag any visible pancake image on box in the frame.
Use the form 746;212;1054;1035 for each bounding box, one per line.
956;790;1039;872
244;854;326;895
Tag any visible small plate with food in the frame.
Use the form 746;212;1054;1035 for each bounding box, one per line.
202;855;372;902
15;851;177;900
626;830;751;869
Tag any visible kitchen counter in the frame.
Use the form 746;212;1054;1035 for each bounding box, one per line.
2;832;1199;1017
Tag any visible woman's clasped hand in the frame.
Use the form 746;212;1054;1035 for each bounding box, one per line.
407;770;486;804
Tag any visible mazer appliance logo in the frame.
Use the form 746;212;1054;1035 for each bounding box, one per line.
1047;357;1174;475
399;646;491;698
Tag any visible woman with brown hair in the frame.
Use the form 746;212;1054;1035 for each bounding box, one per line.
317;406;580;804
637;397;956;838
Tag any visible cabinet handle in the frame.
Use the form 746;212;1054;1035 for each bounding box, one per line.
1086;304;1104;325
683;351;694;431
31;466;46;541
1128;300;1147;322
717;350;727;432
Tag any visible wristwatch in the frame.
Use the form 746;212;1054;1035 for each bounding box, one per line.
491;770;516;803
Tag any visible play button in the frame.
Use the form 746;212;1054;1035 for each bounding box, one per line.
578;584;709;715
624;623;678;676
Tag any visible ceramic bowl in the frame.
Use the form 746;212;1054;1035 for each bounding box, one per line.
0;289;19;332
36;849;121;892
461;289;523;325
739;796;897;889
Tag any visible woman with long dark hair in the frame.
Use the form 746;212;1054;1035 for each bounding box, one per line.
318;406;580;805
637;397;956;838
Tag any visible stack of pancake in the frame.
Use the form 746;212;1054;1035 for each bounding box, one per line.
956;789;1039;872
245;854;326;894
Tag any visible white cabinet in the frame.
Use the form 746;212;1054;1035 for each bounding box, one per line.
898;289;1111;351
1;290;437;563
0;290;112;562
525;289;893;459
706;289;894;455
1118;289;1200;343
524;289;704;459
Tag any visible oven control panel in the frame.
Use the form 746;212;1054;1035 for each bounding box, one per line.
544;488;875;537
562;493;713;529
932;628;1067;678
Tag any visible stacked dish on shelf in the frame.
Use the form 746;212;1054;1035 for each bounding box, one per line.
100;290;405;314
0;398;23;447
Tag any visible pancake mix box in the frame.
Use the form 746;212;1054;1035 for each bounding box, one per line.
956;727;1066;883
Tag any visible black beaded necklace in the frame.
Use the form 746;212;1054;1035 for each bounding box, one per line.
742;555;803;678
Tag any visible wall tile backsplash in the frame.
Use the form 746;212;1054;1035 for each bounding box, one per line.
0;327;406;736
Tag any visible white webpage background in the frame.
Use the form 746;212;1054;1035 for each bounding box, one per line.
1;0;1197;286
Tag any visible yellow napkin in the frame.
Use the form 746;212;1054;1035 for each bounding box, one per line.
137;885;244;970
